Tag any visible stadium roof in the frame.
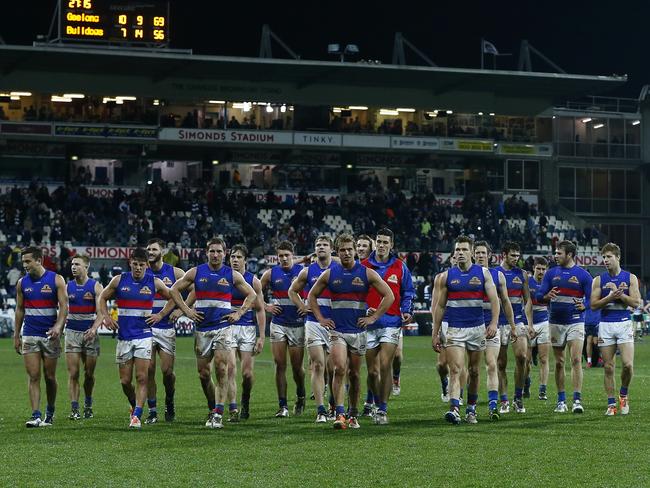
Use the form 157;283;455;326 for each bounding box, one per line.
0;44;627;115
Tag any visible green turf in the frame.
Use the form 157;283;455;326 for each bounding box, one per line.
1;336;649;487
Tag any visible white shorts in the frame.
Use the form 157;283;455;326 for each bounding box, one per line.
530;321;550;346
231;325;257;353
443;324;486;352
152;327;176;356
270;322;305;348
599;320;635;347
305;320;330;351
195;327;233;358
366;327;401;349
65;329;100;356
550;322;584;348
22;335;61;358
116;337;152;364
330;330;367;356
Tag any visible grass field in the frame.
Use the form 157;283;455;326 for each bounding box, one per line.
1;335;650;487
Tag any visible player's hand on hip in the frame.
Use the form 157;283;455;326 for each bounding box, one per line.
169;309;183;323
266;304;282;316
319;318;335;329
145;313;162;325
401;312;413;324
357;315;376;329
486;324;497;339
186;309;204;323
47;326;61;341
84;328;97;341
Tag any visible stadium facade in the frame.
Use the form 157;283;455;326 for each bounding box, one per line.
0;44;647;276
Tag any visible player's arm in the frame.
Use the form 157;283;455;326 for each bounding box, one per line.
166;266;192;322
522;271;534;337
157;267;195;319
158;275;203;323
574;272;593;312
497;272;514;335
623;274;642;309
538;269;557;303
400;263;415;324
483;268;499;337
93;275;119;332
589;276;607;310
260;269;281;315
431;271;448;352
307;270;334;329
48;274;68;340
13;277;24;354
84;281;105;341
358;268;395;328
288;268;309;316
226;270;256;323
252;276;266;354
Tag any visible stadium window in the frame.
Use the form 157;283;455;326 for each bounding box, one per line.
625;169;641;200
507;159;523;190
523;160;540;190
609;170;625;200
575;168;591;198
558;117;574;142
592;169;608;199
558;167;575;198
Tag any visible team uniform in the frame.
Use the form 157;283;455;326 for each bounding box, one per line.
269;263;305;347
584;308;601;339
598;270;634;347
496;265;528;341
21;270;61;357
327;262;370;355
231;270;257;352
147;264;177;356
443;264;486;351
193;263;234;357
114;272;154;363
483;267;502;348
304;261;335;351
65;278;100;356
529;276;550;346
362;252;414;349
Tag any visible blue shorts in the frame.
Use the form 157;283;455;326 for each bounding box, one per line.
585;324;599;337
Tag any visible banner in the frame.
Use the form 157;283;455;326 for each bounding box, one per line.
342;134;391;149
224;188;340;205
390;136;439;150
159;128;293;145
293;132;342;147
440;138;494;152
497;143;553;157
54;124;158;139
0;122;52;135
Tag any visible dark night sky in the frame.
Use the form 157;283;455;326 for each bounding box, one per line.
1;1;648;96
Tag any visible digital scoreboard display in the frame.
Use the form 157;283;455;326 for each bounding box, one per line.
61;0;169;45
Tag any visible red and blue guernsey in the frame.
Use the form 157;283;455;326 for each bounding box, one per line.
66;278;97;332
194;263;233;331
328;262;369;334
22;270;58;337
496;266;525;325
445;264;485;328
116;272;154;340
232;270;255;327
482;268;501;326
270;263;304;327
599;269;631;322
147;263;176;330
306;261;335;323
362;252;415;329
536;265;592;325
529;276;549;324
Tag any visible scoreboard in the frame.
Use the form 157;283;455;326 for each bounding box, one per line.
60;0;169;46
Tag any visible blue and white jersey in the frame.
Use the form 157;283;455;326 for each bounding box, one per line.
482;268;501;326
232;270;255;327
306;261;334;323
115;272;154;341
22;270;58;337
270;264;304;327
194;263;233;331
496;266;525;325
599;269;632;322
445;264;485;329
327;262;369;334
66;278;97;332
584;308;601;326
529;276;549;325
536;265;592;325
147;263;176;330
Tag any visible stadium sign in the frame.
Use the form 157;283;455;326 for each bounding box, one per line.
294;132;343;147
0;122;52;136
391;137;439;150
54;124;158;139
159;128;293;145
497;143;553;157
439;139;494;152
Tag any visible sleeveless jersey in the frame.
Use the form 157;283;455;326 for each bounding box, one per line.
115;272;154;341
306;261;334;323
529;276;549;324
496;266;525;325
482;268;501;326
537;265;592;325
445;264;485;328
599;269;632;322
194;263;233;331
147;263;176;330
22;270;58;337
270;263;304;327
328;262;369;334
232;270;255;326
66;278;97;332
